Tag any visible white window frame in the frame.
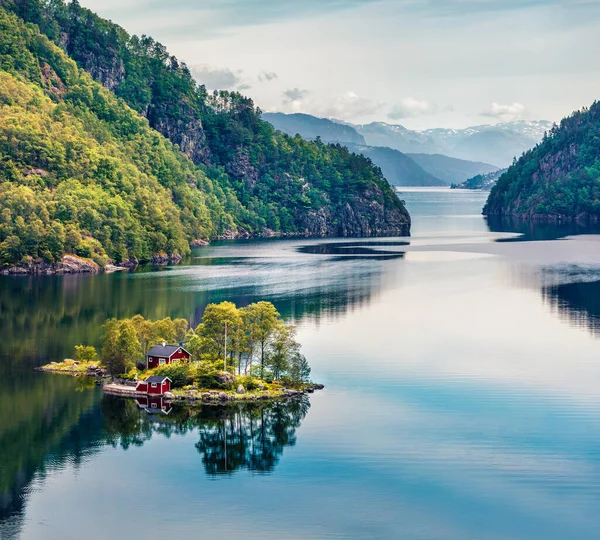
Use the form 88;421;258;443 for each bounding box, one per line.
159;358;166;365
151;383;157;388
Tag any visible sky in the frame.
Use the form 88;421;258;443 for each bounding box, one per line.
79;0;600;129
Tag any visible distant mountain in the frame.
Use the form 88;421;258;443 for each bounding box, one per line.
263;112;444;186
406;154;498;184
355;121;552;167
262;113;366;144
484;102;600;220
346;145;444;187
451;169;508;191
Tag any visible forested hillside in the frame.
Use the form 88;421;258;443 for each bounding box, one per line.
484;103;600;220
0;1;409;271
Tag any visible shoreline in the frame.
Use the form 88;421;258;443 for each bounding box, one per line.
2;228;410;276
37;362;325;405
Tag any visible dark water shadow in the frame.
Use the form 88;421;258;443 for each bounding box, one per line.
297;241;408;259
486;216;600;242
543;279;600;337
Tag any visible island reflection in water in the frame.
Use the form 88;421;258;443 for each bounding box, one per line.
0;384;310;536
101;395;311;476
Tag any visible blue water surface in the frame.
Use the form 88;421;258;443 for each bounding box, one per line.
2;187;600;539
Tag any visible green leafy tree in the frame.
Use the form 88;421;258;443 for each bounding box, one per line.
101;318;121;378
243;302;280;378
74;345;97;362
198;302;242;371
130;314;155;356
101;318;140;377
173;318;189;343
116;320;141;368
153;363;193;388
289;353;311;383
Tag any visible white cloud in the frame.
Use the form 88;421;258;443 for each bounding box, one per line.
258;71;278;82
282;91;383;120
282;88;311;103
388;98;439;119
190;64;244;90
481;102;529;122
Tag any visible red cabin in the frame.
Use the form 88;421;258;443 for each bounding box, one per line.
136;376;171;396
146;343;191;369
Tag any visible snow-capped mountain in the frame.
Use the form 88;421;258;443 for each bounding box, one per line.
355;121;552;167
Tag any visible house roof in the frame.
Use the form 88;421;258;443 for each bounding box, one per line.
145;376;171;384
147;344;182;357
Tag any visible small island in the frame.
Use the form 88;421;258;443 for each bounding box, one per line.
39;301;323;406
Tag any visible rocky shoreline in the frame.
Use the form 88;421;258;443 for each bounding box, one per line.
3;225;410;276
37;362;325;405
104;381;325;405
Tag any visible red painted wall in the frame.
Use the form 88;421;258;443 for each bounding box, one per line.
136;382;148;393
162;380;171;394
147;349;190;369
170;349;191;363
148;382;163;395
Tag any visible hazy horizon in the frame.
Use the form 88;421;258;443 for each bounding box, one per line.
79;0;600;130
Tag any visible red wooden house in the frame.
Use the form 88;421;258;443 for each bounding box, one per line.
135;376;171;396
146;343;191;369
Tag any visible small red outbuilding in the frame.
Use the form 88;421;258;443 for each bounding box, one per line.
135;376;171;396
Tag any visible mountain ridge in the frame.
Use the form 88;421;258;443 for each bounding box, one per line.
264;111;504;186
355;120;552;167
406;153;498;184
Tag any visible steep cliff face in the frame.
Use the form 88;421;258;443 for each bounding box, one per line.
297;188;411;237
484;102;600;221
151;114;211;165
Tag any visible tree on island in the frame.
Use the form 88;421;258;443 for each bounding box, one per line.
74;345;97;362
101;319;141;378
94;301;310;386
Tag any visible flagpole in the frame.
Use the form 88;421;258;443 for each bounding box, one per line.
224;321;228;372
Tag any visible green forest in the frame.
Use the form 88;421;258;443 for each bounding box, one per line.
0;2;409;268
484;102;600;219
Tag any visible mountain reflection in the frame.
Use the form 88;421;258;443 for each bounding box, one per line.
0;374;103;539
543;279;600;336
0;240;393;370
486;215;600;242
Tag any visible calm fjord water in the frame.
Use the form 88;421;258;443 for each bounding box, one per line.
2;187;600;539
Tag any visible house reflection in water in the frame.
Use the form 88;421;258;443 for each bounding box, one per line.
136;396;173;415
